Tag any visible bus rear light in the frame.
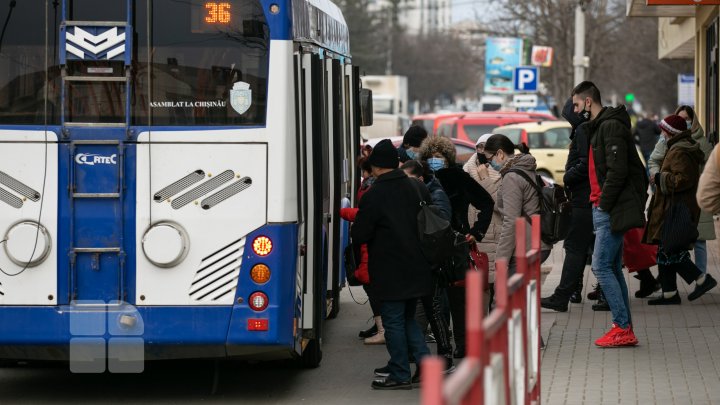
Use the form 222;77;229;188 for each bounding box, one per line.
252;236;273;256
250;264;271;284
248;319;269;331
249;292;269;311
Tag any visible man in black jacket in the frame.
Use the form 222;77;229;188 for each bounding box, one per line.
352;139;433;390
572;81;647;348
541;98;597;312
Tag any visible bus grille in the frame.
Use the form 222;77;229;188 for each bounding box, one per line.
171;170;235;209
0;170;40;201
0;187;22;208
189;237;244;302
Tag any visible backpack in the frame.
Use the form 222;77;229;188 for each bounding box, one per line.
412;181;455;266
508;169;572;244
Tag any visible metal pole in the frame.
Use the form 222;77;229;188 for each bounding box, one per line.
573;2;586;85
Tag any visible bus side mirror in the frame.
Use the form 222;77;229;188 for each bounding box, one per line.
359;88;373;127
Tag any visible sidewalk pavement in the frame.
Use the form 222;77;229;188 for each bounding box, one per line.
540;227;720;404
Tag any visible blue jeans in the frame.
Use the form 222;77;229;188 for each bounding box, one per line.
591;207;631;329
695;240;708;274
381;299;431;382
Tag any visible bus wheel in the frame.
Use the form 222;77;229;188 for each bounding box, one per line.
300;337;322;368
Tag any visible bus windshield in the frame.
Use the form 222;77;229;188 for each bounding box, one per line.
0;0;270;126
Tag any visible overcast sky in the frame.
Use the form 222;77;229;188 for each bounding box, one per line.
452;0;492;23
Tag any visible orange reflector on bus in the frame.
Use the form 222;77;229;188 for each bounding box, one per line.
249;292;269;311
252;236;273;256
248;319;269;331
251;264;271;284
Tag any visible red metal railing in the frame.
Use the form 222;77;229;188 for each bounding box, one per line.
422;215;543;405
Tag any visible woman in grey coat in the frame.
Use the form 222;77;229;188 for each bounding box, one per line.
647;105;715;274
483;134;551;272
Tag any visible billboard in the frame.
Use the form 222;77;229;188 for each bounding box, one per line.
484;37;523;95
531;46;553;67
678;74;695;106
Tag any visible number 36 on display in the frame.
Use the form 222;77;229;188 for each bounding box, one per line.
205;2;231;23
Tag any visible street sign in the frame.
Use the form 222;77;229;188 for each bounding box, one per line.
513;66;538;92
513;94;538;108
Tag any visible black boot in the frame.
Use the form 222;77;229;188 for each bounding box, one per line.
541;295;568;312
592;289;610;311
569;282;582;304
358;323;378;339
587;283;601;300
634;269;660;298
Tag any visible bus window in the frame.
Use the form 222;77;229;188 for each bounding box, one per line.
68;0;126;21
133;0;269;126
0;0;61;125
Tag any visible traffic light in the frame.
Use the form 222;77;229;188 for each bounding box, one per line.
625;93;635;104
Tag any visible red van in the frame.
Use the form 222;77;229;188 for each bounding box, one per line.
435;113;552;143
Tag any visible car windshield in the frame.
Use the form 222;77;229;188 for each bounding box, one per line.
463;124;498;142
492;127;522;144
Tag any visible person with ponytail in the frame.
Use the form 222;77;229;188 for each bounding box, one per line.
482;134;552;271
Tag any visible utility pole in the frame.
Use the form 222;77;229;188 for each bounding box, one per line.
573;1;587;85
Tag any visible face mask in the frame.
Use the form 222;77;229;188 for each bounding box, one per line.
577;105;591;123
489;157;503;171
427;157;446;172
686;120;692;129
406;149;417;160
476;153;488;165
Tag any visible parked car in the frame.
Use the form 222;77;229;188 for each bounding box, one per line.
363;136;477;165
492;121;572;185
435;113;549;144
412;111;556;137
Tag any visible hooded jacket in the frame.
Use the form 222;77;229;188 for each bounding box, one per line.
644;131;705;245
463;154;502;282
496;153;550;261
647;116;715;241
586;105;648;233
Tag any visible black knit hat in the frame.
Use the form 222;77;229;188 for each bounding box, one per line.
403;125;428;148
368;139;399;169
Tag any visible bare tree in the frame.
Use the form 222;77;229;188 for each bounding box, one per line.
485;0;691;113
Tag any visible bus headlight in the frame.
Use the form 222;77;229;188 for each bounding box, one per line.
252;236;272;256
250;264;271;284
249;292;269;311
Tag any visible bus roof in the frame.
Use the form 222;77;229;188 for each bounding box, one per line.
293;0;351;56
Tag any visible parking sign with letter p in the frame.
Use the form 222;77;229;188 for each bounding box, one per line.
513;66;538;92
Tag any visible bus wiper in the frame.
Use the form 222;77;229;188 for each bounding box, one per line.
0;0;17;55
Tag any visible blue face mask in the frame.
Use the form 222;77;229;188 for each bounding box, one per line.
489;159;503;171
406;149;417;160
427;157;446;172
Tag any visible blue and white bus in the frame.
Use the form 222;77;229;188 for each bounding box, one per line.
0;0;368;368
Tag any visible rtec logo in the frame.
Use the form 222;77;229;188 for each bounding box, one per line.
75;153;117;166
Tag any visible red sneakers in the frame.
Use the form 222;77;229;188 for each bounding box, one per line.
594;323;638;347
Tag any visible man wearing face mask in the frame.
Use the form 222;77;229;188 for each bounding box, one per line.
397;125;428;163
541;97;597;312
571;81;647;348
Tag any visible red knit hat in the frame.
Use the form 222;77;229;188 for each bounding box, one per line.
659;114;687;136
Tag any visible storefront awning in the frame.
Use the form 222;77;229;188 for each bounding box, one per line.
627;0;698;17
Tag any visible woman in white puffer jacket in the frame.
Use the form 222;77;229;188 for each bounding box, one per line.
463;133;502;311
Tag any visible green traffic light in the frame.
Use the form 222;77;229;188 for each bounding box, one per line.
625;93;635;103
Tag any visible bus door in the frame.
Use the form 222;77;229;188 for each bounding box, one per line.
60;16;132;303
297;51;328;339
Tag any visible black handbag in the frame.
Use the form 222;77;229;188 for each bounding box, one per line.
661;198;698;255
344;242;362;286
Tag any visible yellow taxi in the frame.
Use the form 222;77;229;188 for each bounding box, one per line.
492;121;571;185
